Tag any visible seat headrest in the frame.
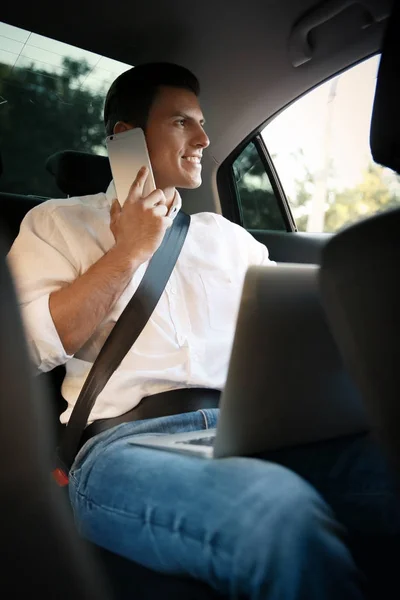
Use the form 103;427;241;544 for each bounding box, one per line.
370;2;400;174
45;151;112;197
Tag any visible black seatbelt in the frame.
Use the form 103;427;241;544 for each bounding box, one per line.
53;211;190;485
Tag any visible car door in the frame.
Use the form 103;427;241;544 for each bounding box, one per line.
217;54;400;264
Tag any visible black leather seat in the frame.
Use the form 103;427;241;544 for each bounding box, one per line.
0;150;224;599
319;7;400;597
369;1;400;177
320;0;400;477
45;150;112;197
0;240;113;600
320;207;400;474
0;192;45;246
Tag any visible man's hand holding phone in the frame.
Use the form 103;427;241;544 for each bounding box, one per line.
110;166;173;265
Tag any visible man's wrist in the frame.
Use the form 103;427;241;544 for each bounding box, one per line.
108;243;144;274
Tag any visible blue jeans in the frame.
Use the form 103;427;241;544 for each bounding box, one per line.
69;408;396;599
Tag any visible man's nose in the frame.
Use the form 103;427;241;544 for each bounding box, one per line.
193;127;210;149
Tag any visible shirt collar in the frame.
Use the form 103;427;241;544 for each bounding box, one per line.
105;180;182;220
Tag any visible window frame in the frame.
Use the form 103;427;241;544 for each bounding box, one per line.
218;134;297;232
260;53;387;235
218;52;382;235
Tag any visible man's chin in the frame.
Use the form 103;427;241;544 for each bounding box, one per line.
177;177;202;190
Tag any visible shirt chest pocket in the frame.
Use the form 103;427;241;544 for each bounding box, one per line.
199;273;243;332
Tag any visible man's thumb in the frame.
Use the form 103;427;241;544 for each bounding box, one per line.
110;198;121;219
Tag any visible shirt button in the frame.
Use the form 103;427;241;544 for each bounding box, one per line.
171;287;177;295
177;334;186;345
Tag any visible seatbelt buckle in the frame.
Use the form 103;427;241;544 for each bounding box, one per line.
52;467;69;487
52;450;69;486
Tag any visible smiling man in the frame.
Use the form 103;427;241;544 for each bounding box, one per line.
115;85;209;199
8;63;366;599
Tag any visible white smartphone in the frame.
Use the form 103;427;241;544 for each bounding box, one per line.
106;128;156;206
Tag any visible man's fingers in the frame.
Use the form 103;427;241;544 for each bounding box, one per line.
152;203;169;217
164;216;173;229
142;190;167;209
126;166;149;203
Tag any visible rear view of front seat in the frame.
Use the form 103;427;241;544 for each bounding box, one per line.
319;208;400;474
0;240;113;599
319;0;400;478
317;6;400;597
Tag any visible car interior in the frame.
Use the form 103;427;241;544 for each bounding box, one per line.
1;0;399;598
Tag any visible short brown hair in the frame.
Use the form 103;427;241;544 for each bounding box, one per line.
104;62;200;136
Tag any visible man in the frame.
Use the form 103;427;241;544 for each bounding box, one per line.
7;62;397;599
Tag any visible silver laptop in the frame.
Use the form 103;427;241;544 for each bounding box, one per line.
129;264;370;458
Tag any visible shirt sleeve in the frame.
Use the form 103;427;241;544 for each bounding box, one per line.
221;216;277;267
246;231;277;267
7;204;77;373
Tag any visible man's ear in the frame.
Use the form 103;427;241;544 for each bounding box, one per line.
113;121;135;134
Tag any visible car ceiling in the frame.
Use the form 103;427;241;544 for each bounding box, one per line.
1;0;393;213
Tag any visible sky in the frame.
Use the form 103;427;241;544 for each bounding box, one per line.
0;21;132;94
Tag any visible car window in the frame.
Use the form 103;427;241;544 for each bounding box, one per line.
0;21;131;197
262;55;400;233
232;140;288;231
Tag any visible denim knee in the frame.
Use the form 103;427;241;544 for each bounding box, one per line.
241;459;337;527
219;460;361;598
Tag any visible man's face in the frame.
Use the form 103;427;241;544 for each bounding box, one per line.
143;86;210;191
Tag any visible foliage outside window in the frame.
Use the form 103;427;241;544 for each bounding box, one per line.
262;55;400;233
0;22;131;197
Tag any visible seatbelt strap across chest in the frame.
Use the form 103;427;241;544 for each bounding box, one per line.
53;211;190;485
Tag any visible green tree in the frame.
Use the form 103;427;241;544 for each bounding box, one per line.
324;163;400;232
290;181;310;232
233;141;286;231
291;159;400;233
0;57;106;197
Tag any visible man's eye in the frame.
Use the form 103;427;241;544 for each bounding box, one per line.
177;119;186;126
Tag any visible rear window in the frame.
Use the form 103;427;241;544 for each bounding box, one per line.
0;22;132;197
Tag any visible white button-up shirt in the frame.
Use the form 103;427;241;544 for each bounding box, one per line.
7;182;275;424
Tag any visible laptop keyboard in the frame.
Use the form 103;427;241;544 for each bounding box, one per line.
177;435;216;447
